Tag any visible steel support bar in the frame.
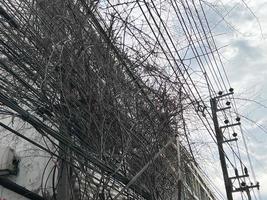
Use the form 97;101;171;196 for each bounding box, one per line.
214;92;234;99
220;122;241;129
217;106;231;112
229;174;249;180
233;184;260;192
222;138;238;143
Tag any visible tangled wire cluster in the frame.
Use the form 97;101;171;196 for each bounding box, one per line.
0;0;212;199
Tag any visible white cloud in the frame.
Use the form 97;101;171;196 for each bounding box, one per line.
202;1;267;199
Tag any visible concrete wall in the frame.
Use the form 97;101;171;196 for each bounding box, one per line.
0;117;56;199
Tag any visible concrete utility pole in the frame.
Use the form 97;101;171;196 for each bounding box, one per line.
210;96;233;200
57;158;71;200
176;134;182;200
210;90;260;200
177;88;183;200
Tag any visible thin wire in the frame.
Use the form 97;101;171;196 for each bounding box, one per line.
139;0;236;169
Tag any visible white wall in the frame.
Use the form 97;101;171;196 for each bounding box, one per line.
0;117;57;199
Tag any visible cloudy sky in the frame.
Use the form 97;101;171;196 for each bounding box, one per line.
206;0;267;199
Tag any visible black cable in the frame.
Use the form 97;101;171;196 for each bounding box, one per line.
0;5;18;28
137;0;236;168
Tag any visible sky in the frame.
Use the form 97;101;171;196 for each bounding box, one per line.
206;0;267;199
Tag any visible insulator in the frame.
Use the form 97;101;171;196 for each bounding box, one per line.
229;88;234;92
226;101;231;106
236;117;241;122
232;132;237;137
218;91;223;95
224;119;229;124
241;182;246;187
256;182;260;189
235;168;239;176
244;167;248;175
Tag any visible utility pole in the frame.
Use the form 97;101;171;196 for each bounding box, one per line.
210;94;233;200
177;87;183;200
210;89;260;200
176;133;182;200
